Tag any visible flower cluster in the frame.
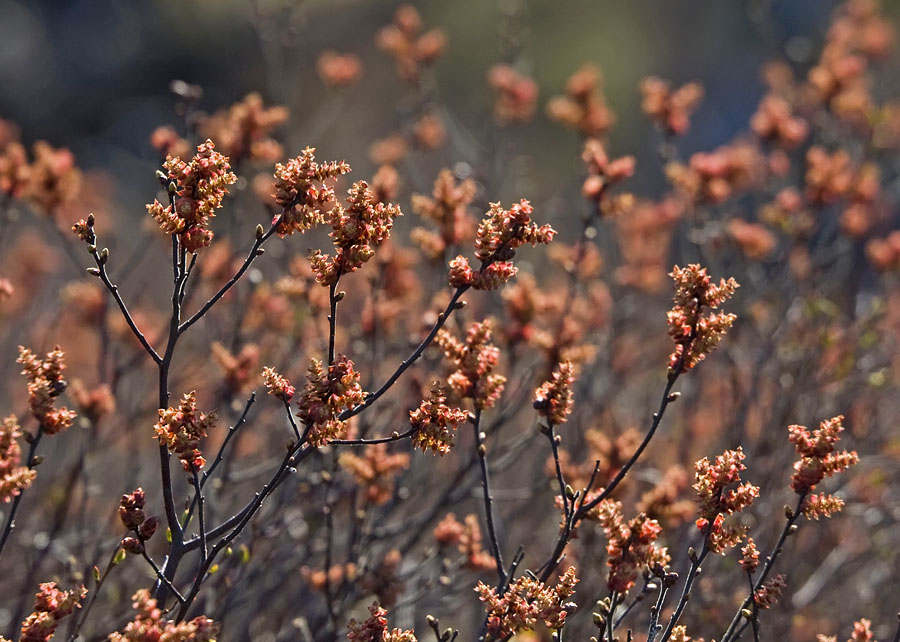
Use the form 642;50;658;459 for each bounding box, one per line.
448;199;555;290
339;444;410;506
153;391;216;471
17;346;77;434
68;379;115;424
271;147;351;236
581;138;635;203
788;415;859;499
726;218;777;260
317;51;364;88
487;64;539;124
262;366;295;402
666;264;739;373
753;574;787;610
433;512;496;571
347;602;416;642
437;320;507;409
0;416;35;503
750;94;809;148
666;140;766;205
533;360;576;426
146;140;237;251
118;487;159;555
865;229;900;271
817;618;878;642
375;5;446;84
476;566;578;638
546;64;616;138
804;148;881;238
640;76;704;136
108;589;218;642
16;582;86;642
198;92;288;163
410;168;476;261
308;180;402;286
408;382;468;455
0;134;81;214
693;448;759;554
740;537;760;574
296;355;366;446
593;499;670;593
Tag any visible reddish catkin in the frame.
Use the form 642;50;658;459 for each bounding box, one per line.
0;415;36;503
408;382;468;455
153;391;216;472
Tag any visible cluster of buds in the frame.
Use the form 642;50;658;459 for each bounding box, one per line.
666;141;766;204
17;346;77;434
296;355;366;446
262;366;296;402
666;265;739;373
614;197;683;293
693;447;760;554
639;76;704;136
546;64;616;138
759;187;815;238
108;590;218;642
726;218;777;260
533;360;576;426
448;199;555;291
16;582;87;642
739;537;760;574
118;487;159;555
0;133;81;215
408;382;468;455
486;64;539;124
338;444;410;505
198;92;288;163
0;416;36;503
581;138;635;203
316;51;364;88
437;320;507;410
475;566;578;638
752;574;787;610
865;229;900;271
153;391;216;471
375;5;446;84
211;342;260;394
788;415;859;502
593;499;670;593
817;618;878;642
271;147;351;236
750;94;809;148
410;169;476;261
433;512;496;571
146;140;237;251
347;602;417;642
805;147;881;238
308;180;402;286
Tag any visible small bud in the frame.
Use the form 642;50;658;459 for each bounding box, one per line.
113;547;127;565
138;516;159;540
565;484;576;499
255;248;265;256
209;563;219;574
255;224;264;239
99;248;110;264
454;299;467;309
167;181;178;194
592;612;606;627
335;291;346;301
784;505;794;519
437;312;445;322
87;244;97;254
23;431;35;444
391;431;400;439
30;455;44;466
788;524;798;534
92;566;101;582
122;537;143;555
225;546;233;556
165;527;172;543
321;471;332;483
688;546;697;562
478;444;487;456
553;435;562;445
86;267;101;276
87;213;95;226
441;628;452;642
741;608;754;619
667;391;681;402
426;615;437;627
156;170;168;185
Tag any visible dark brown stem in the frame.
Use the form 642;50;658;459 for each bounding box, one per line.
473;407;505;584
66;543;121;641
659;539;710;641
192;468;207;563
0;424;45;561
329;426;417;446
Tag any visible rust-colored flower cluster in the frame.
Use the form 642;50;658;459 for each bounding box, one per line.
410;168;476;261
118;487;159;555
865;229;900;271
475;566;578;638
347;602;416;642
339;444;410;505
0;415;36;503
614;197;683;292
593;499;670;593
0;134;81;215
788;415;859;500
533;360;576;426
750;94;809;148
752;574;787;610
14;582;86;642
296;355;366;446
666;265;739;373
547;64;616;138
640;76;704;136
408;382;468;455
107;589;218;642
68;379;115;424
262;366;295;402
693;447;760;554
308;180;402;286
818;618;878;642
581;138;635;204
197;92;288;164
376;5;446;84
146;140;237;251
726;218;777;260
317;51;364;88
804;147;881;238
17;346;77;434
437;319;506;409
433;512;497;571
667;140;766;205
153;391;216;471
487;64;539;124
448;199;555;290
271;147;351;236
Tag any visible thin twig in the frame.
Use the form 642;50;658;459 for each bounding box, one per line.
0;424;45;561
192;468;207;563
473;407;505;584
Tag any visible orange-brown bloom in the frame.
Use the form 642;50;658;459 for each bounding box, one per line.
18;582;87;642
272;147;351;237
108;590;218;642
437;319;506;409
476;566;578;637
640;76;704;136
154;391;216;471
409;382;468;455
788;415;859;494
17;346;77;434
347;602;416;642
296;356;366;446
0;415;36;504
533;360;576;426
